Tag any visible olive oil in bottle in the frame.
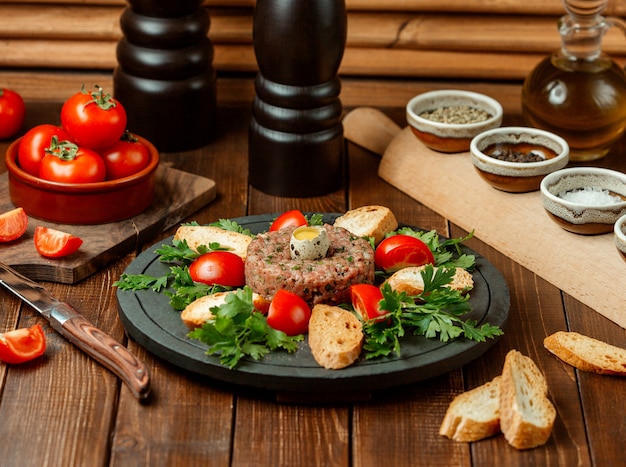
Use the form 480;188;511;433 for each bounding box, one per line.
522;0;626;161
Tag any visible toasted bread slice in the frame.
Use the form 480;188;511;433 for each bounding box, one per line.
499;350;556;450
439;376;501;442
174;225;252;259
181;291;270;329
308;304;363;369
544;331;626;376
334;205;398;245
384;266;474;295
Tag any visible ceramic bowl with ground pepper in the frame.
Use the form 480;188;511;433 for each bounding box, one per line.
540;167;626;235
406;89;503;153
470;126;569;193
615;214;626;261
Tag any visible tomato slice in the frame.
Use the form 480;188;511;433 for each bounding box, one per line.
350;284;388;321
375;234;435;272
267;289;311;336
189;251;245;287
0;207;28;242
34;226;83;258
269;210;308;232
0;324;46;364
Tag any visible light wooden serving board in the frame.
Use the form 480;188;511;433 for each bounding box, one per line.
377;126;626;329
0;166;216;284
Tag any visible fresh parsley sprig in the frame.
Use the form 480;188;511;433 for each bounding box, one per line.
188;286;302;368
394;228;476;270
362;265;503;360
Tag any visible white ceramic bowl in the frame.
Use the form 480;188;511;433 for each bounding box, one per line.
470;127;569;193
614;214;626;261
540;167;626;235
406;90;503;153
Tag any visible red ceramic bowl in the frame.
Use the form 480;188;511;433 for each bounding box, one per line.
5;136;159;224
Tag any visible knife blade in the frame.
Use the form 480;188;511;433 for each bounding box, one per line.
0;261;150;400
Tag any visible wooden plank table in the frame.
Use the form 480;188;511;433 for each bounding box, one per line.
0;76;625;466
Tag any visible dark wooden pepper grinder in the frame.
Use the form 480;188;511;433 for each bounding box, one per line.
113;0;216;152
249;0;347;197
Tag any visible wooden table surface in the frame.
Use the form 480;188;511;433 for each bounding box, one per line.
1;77;625;467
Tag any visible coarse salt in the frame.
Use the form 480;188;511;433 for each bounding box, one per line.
558;186;624;205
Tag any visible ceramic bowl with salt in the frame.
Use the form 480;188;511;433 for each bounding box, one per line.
540;167;626;235
615;214;626;261
406;90;503;153
470;127;569;193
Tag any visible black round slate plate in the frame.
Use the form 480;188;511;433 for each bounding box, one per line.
117;213;510;394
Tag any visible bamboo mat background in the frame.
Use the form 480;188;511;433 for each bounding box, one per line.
1;0;625;81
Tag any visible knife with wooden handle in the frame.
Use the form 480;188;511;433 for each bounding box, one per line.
0;261;150;400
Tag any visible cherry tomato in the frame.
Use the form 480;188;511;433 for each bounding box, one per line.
18;124;72;176
0;324;46;364
189;251;245;287
0;207;28;243
39;139;106;183
100;131;151;180
350;284;389;321
375;234;435;272
269;210;308;232
0;88;26;139
267;289;311;336
34;226;83;258
60;85;127;149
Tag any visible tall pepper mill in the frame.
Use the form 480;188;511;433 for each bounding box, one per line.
113;0;216;152
249;0;347;197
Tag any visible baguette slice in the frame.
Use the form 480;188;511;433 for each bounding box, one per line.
439;376;501;442
384;265;474;295
544;331;626;376
308;304;363;369
181;290;270;329
334;205;398;245
499;350;556;450
174;225;252;259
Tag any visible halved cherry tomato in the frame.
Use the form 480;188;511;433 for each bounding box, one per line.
0;324;46;364
60;85;127;149
39;138;106;183
189;251;245;287
267;289;311;336
100;131;151;180
18;124;72;176
34;226;83;258
0;88;26;140
0;207;28;242
350;284;389;321
375;234;435;272
269;210;308;232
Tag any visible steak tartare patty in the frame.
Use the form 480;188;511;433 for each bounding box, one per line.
245;224;375;306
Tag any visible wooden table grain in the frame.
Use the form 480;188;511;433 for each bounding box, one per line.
0;78;625;467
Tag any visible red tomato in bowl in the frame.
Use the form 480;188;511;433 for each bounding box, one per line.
267;289;311;336
34;226;83;258
269;210;308;232
0;88;26;139
189;251;245;287
0;207;28;243
18;124;72;176
39;139;106;183
0;324;46;364
61;85;127;149
350;284;388;321
100;131;150;180
375;234;435;272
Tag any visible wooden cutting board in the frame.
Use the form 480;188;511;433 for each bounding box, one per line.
0;166;216;284
375;125;626;329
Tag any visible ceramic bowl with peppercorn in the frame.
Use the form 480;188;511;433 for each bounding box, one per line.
540;167;626;235
406;89;503;153
470;126;569;193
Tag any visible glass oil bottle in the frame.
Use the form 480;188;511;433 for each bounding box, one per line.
522;0;626;161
